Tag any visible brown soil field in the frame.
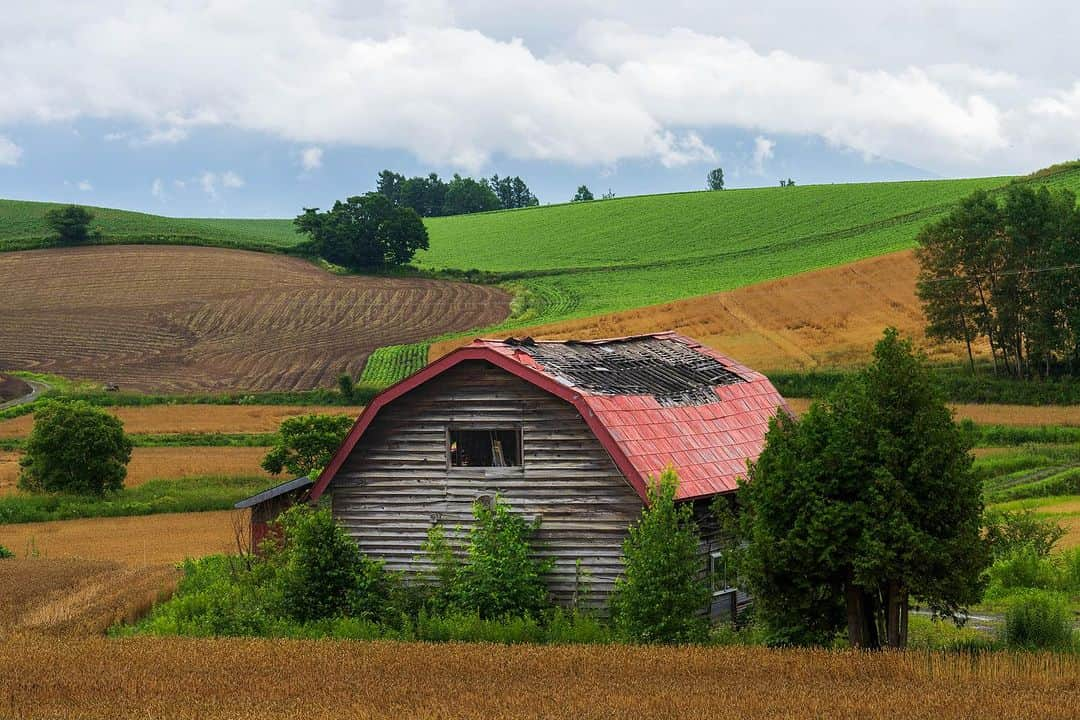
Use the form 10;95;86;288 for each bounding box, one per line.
0;245;510;393
0;510;243;565
0;558;178;637
784;398;1080;426
1;637;1077;720
0;404;364;438
0;372;30;403
432;249;981;370
0;446;271;494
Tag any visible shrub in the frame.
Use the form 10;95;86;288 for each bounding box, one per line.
18;400;132;495
44;204;98;245
984;509;1066;559
1003;591;1075;651
272;506;393;622
337;373;355;401
0;544;13;559
611;468;710;643
261;414;353;477
452;496;553;619
984;546;1062;599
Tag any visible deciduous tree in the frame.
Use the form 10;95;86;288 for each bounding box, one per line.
262;414;354;478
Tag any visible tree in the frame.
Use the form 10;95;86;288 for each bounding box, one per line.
44;205;97;245
18;400;132;495
707;167;725;190
779;178;796;188
740;329;987;649
488;174;539;209
611;468;710;643
293;194;429;269
572;185;594;202
261;414;354;478
443;174;501;215
915;185;1080;378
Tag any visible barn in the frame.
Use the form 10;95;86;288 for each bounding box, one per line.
305;331;790;614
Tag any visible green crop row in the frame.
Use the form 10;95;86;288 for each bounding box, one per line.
359;343;430;387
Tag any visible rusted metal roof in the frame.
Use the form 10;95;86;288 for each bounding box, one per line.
311;332;790;504
234;476;312;509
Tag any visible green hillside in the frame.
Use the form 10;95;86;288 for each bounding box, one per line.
4;162;1080;328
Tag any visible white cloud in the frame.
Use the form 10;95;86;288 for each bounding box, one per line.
198;170;244;198
0;136;23;166
221;170;244;188
751;136;774;174
76;179;92;191
0;3;1075;175
151;177;164;198
299;146;323;171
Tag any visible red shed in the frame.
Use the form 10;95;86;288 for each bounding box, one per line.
310;332;789;614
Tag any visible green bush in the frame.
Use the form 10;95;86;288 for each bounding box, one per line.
19;400;132;495
904;616;996;653
1003;591;1075;651
0;544;13;559
428;495;553;619
985;546;1064;599
983;509;1066;559
272;506;394;622
611;468;710;643
261;414;354;478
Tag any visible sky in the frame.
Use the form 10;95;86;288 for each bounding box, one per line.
1;1;1078;217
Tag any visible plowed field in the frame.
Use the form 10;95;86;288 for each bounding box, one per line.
0;245;510;392
431;250;977;370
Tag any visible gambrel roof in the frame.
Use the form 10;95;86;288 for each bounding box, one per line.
310;332;790;503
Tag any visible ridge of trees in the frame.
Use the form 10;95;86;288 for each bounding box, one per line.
916;184;1080;378
376;170;538;217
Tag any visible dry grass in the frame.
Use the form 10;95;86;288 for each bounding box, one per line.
433;249;980;370
784;398;1079;427
0;404;364;439
0;245;509;392
0;510;243;565
0;558;179;638
0;637;1077;719
0;446;271;494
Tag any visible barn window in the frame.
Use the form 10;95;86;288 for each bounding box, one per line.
448;427;522;467
710;550;735;594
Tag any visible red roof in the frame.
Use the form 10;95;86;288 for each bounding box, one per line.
310;332;790;504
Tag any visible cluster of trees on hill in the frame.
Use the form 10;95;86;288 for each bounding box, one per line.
375;170;538;217
294;194;429;270
916;185;1080;378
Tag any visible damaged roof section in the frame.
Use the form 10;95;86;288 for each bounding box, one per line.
504;335;745;406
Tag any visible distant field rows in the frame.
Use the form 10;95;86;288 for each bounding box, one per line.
784;398;1080;427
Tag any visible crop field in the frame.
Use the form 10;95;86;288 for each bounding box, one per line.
784;398;1080;427
0;510;242;564
0;404;363;438
0;373;30;403
0;636;1076;719
432;250;974;371
358;343;429;386
0;447;271;494
0;245;509;392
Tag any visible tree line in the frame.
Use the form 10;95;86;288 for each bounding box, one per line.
375;170;538;217
916;184;1080;378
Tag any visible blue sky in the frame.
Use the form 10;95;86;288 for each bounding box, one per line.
1;2;1076;218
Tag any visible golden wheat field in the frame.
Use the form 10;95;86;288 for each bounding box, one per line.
0;404;364;438
0;636;1076;720
0;446;271;494
0;245;510;392
784;398;1080;426
432;249;978;370
0;510;243;565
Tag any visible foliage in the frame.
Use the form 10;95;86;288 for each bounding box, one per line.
740;329;988;649
611;468;710;643
916;185;1080;378
44;204;98;245
984;509;1066;559
707;167;724;190
294;193;429;269
375;169;537;215
571;185;594;202
425;495;553;619
261;413;353;477
271;507;394;622
359;343;429;387
984;546;1080;599
18;400;132;496
1003;590;1076;651
0;544;12;559
487;174;540;209
779;178;796;187
0;475;269;525
336;372;355;401
905;615;996;653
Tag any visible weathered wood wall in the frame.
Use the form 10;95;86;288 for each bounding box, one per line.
331;360;644;608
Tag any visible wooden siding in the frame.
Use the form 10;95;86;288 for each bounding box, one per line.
331;360;644;608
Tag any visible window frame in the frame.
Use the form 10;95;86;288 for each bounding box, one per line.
710;549;736;595
445;423;524;472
